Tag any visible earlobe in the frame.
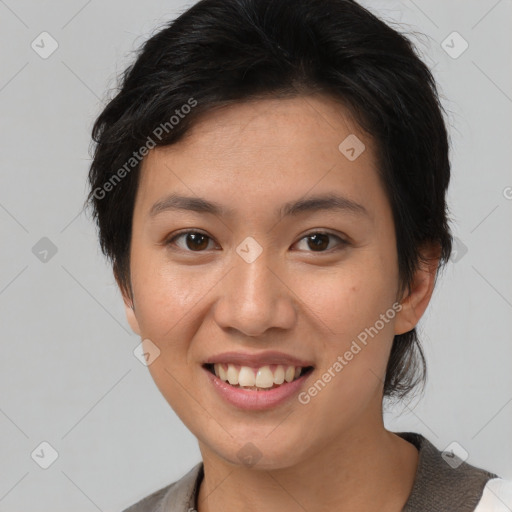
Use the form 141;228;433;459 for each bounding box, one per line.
124;299;141;336
394;245;441;335
115;271;141;336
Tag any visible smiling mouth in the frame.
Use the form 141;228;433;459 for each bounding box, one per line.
203;363;314;391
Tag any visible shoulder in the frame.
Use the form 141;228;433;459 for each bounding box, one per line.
122;483;174;512
396;432;502;512
121;462;204;512
474;478;512;511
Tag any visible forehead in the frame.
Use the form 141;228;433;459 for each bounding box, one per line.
134;94;384;221
175;94;367;153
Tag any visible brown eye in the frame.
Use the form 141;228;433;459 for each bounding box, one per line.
166;231;215;251
165;230;347;253
306;233;330;251
294;232;347;252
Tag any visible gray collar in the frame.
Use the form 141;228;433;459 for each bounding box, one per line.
398;432;497;511
124;432;497;512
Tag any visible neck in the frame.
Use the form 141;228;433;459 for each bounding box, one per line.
196;420;419;512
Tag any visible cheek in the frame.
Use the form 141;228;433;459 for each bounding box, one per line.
130;256;187;354
130;259;212;413
296;254;398;339
294;251;399;394
132;249;208;331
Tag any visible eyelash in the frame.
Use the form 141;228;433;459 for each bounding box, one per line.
164;229;349;253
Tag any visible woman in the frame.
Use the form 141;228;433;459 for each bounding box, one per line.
86;0;512;510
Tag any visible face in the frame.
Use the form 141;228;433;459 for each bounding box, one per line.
123;94;420;469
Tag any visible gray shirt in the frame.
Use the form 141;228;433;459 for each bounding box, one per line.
122;432;499;512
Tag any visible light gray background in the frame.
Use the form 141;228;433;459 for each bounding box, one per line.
0;0;511;510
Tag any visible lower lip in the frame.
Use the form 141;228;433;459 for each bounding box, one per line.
203;366;313;411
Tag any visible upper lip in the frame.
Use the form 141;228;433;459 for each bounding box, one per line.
203;351;314;368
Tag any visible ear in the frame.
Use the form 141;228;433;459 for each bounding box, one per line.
394;243;441;335
116;273;141;336
123;295;141;336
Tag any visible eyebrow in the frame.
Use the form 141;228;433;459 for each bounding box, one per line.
148;192;369;219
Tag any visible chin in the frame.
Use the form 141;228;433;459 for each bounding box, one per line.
204;434;308;471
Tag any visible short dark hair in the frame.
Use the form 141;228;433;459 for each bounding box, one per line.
86;0;453;400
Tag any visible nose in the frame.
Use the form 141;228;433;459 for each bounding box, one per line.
213;251;297;338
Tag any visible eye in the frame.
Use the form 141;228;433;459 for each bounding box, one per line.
293;231;348;252
165;230;348;253
165;230;218;252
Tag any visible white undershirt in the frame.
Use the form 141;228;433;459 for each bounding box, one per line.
474;478;512;511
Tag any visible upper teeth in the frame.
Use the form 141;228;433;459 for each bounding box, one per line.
213;363;302;388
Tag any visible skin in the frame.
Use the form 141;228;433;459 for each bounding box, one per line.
121;94;439;512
